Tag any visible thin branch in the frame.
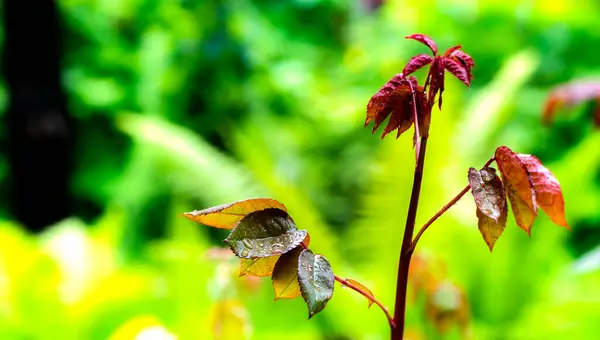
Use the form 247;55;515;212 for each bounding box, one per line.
334;275;395;328
406;157;496;255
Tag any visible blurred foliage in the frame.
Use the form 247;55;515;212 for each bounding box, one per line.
0;0;599;339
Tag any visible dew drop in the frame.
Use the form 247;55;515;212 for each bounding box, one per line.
241;250;249;257
242;239;253;249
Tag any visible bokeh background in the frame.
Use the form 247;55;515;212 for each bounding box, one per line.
1;0;599;339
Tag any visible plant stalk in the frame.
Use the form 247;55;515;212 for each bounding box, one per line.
391;136;428;340
406;157;495;255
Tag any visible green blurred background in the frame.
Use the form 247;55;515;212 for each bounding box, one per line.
1;0;599;339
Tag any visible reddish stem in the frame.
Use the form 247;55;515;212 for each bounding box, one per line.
408;81;421;161
391;136;428;340
334;275;395;328
406;157;496;255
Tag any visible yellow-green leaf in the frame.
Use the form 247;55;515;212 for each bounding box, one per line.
239;256;280;277
183;198;287;229
272;247;302;300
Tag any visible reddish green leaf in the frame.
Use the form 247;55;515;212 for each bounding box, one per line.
224;209;307;258
272;246;302;300
239;256;280;277
495;146;537;234
467;167;506;222
183;198;287;229
476;203;507;252
406;34;438;55
518;154;569;228
403;54;434;76
298;249;335;318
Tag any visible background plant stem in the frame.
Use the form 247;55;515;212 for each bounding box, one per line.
391;136;428;340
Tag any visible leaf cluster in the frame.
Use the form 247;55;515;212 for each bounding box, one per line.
468;146;568;250
365;34;474;140
184;198;334;318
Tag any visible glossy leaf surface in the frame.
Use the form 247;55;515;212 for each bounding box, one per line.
403;54;434;76
183;198;287;229
467;167;506;221
224;208;307;258
271;246;302;300
406;34;438;55
298;249;335;318
518;154;569;228
495;146;537;234
365;74;424;139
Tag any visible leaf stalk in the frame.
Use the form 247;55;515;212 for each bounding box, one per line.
333;275;395;328
406;157;495;255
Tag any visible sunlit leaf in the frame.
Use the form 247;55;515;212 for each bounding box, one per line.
467;167;507;222
345;278;375;307
224;209;307;259
302;232;311;247
406;34;438;55
495;146;537;234
477;204;507;251
239;256;280;277
403;54;434;76
183;198;287;229
272;246;302;300
298;249;335;318
518;154;569;228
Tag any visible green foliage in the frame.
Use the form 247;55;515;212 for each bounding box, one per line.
0;0;599;338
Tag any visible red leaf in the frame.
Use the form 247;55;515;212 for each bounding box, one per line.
443;45;463;57
443;58;470;86
518;154;569;228
495;146;538;234
366;74;423;139
428;57;445;109
448;50;474;77
405;34;438;55
543;80;600;126
403;54;434;76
